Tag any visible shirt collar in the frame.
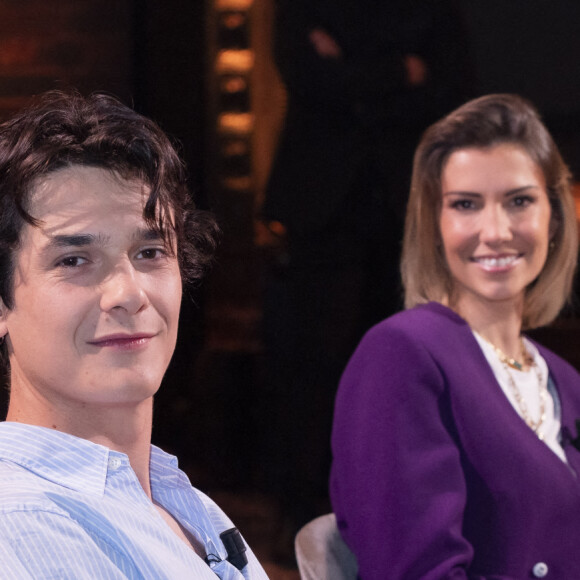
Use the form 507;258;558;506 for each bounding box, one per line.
0;422;188;496
0;422;118;496
149;443;186;489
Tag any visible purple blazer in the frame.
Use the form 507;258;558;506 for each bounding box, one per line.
330;302;580;579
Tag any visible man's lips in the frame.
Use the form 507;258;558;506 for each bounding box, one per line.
87;333;156;347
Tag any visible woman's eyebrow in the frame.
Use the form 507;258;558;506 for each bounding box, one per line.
442;185;542;198
504;185;543;195
441;191;481;198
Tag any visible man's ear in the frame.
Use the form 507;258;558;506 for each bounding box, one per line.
0;297;8;340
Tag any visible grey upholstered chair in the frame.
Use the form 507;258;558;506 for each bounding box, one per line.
295;513;358;580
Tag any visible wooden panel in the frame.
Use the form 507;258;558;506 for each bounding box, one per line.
0;0;133;120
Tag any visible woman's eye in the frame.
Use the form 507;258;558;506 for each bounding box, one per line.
511;195;533;208
56;256;88;268
450;199;475;210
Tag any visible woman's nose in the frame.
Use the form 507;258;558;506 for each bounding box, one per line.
479;206;512;244
99;263;149;315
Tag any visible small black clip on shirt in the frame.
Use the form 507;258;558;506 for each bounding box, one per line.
220;527;248;571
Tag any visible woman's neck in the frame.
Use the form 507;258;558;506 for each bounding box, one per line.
451;294;524;361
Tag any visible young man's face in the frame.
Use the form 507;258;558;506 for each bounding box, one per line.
0;165;182;426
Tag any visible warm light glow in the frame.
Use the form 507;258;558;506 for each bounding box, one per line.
216;49;254;74
222;139;249;156
220;75;248;93
0;37;38;67
222;176;253;191
216;0;253;10
218;112;254;135
221;12;246;30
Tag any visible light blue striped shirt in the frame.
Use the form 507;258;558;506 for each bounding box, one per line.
0;422;269;580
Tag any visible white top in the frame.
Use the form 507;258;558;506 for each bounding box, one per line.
473;332;566;463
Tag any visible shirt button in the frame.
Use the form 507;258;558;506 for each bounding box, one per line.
108;457;122;470
532;562;549;578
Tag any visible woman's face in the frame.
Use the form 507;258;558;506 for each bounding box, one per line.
439;143;553;316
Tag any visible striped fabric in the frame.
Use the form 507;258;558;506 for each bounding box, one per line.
0;422;269;580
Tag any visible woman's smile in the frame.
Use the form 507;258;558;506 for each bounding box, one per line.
470;253;522;271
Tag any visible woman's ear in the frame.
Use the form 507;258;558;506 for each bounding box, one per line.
547;196;562;244
549;214;559;240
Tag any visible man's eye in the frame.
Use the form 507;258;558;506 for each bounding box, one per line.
137;248;165;260
56;256;87;268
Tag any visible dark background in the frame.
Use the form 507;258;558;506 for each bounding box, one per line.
461;0;580;177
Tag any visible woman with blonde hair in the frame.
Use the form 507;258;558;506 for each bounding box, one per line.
331;94;580;579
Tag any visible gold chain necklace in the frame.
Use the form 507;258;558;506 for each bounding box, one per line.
479;335;547;439
501;358;547;440
480;336;531;370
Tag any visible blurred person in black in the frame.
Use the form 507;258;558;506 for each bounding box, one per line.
259;0;473;563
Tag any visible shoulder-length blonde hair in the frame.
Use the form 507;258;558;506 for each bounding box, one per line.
401;94;577;329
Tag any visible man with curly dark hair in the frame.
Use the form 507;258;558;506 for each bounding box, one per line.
0;90;268;580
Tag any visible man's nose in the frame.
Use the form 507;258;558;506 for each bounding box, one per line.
99;262;149;315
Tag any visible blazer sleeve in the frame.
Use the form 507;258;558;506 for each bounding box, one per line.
330;324;510;580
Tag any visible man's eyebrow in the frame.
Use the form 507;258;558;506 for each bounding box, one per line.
43;228;164;252
133;228;164;242
46;233;104;248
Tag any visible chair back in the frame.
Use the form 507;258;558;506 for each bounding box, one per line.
294;513;358;580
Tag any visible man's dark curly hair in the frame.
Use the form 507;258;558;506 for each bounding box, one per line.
0;89;218;312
